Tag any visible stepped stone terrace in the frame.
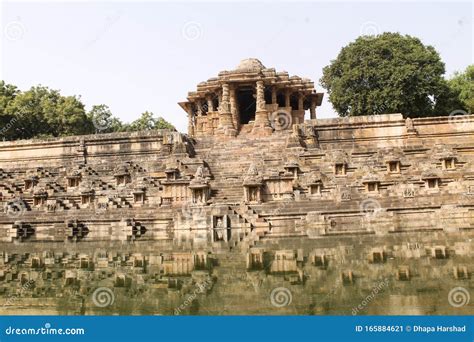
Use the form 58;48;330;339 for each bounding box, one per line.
0;59;473;315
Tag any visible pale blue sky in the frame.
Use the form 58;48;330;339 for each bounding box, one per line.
1;1;472;132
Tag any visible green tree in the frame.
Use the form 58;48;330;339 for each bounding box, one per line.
88;104;123;133
447;65;474;113
320;33;453;118
127;111;175;131
0;81;19;140
0;81;175;141
1;85;94;140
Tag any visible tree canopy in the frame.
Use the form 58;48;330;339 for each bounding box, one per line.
447;65;474;113
320;32;467;118
0;82;175;141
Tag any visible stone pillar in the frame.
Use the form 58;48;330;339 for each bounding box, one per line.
298;94;304;110
284;90;291;107
252;81;272;136
217;83;236;136
310;98;317;120
297;94;305;124
230;86;238;130
256;81;266;111
196;100;203;116
187;108;195;137
207;96;214;112
217;92;222;110
271;87;277;104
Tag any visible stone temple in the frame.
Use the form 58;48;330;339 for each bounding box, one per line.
0;59;473;315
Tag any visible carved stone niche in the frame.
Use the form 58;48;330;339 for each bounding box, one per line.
334;162;347;176
164;167;180;181
64;270;78;286
95;252;109;268
115;273;132;288
66;172;81;188
311;253;327;268
341;270;354;285
247;249;264;270
386;160;401;174
430;245;448;259
305;171;324;197
425;177;440;189
189;165;211;205
362;175;380;194
66;219;89;241
284;160;299;180
244;182;262;203
8;221;34;242
80;189;94;206
189;182;210;205
130;253;145;268
162;253;194;275
212;215;230;242
453;265;469;280
397;266;410;281
368;248;386;264
194;251;209;270
264;174;293;201
441;156;456;170
243;163;263;203
468;185;474;196
326;150;349;177
33;189;48;206
133;187;146;205
114;165;131;186
421;170;441;190
270;250;297;273
77;253;93;269
24;176;38;191
28;254;43;269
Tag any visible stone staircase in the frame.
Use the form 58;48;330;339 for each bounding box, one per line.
230;204;271;251
0;183;23;196
108;197;133;209
193;134;288;204
45;182;66;193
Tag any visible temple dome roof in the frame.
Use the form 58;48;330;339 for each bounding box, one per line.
235;58;265;71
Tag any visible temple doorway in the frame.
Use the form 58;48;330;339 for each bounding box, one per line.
237;88;256;124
